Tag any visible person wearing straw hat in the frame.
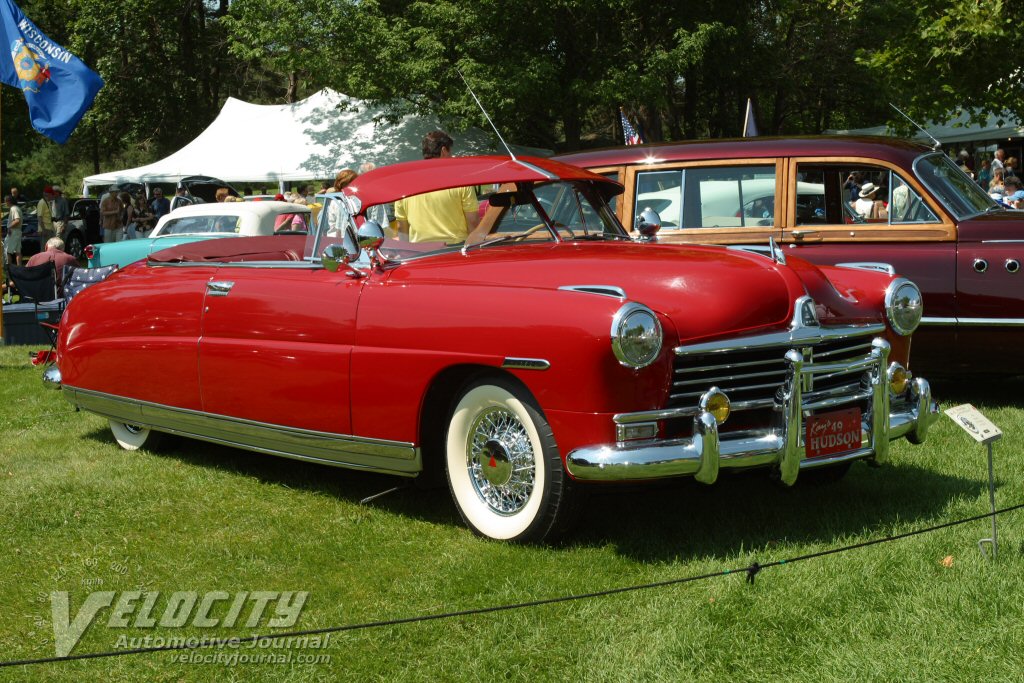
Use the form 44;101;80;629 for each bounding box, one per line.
855;182;881;219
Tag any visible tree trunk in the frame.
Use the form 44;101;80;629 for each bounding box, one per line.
286;71;299;104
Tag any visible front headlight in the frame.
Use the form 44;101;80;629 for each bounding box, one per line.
611;302;663;368
885;278;923;335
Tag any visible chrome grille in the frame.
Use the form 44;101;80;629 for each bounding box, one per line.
670;334;875;413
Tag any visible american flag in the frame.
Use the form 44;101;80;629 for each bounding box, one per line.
620;108;643;145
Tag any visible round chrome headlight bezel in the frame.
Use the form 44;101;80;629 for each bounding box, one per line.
884;277;923;336
611;302;663;369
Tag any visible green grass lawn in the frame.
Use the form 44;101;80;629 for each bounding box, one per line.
0;343;1022;681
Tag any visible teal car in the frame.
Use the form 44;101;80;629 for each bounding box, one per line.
86;201;311;268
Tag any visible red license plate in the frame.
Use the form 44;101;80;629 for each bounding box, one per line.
805;407;862;459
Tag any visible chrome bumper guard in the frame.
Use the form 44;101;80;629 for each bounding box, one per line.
566;338;940;485
42;365;62;390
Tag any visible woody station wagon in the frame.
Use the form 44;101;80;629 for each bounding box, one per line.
559;136;1020;375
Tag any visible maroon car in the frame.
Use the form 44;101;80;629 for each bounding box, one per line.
558;136;1015;375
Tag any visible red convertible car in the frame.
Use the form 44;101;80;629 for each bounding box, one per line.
558;136;1020;375
44;155;937;542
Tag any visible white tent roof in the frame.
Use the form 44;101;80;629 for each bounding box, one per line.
83;89;550;187
825;110;1024;146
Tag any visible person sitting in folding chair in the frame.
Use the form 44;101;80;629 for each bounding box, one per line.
26;237;77;295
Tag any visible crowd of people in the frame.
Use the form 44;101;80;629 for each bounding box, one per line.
5;129;476;293
969;148;1024;207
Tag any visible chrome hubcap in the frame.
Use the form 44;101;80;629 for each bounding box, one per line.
467;407;535;515
124;423;144;435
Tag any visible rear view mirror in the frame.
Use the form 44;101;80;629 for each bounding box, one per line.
487;190;532;207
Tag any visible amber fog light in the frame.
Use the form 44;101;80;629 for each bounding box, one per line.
700;387;731;424
888;362;910;395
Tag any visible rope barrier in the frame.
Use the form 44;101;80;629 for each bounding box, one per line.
1;501;1020;669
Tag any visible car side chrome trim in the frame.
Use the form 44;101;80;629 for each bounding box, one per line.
501;358;551;371
558;284;627;299
836;262;897;276
957;317;1024;326
920;316;1024;326
62;386;421;476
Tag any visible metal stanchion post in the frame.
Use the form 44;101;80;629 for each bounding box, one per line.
944;404;1002;560
980;441;998;559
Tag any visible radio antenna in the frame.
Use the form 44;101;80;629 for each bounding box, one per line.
889;103;942;151
457;68;516;161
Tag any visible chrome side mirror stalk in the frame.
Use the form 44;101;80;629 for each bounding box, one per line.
357;220;389;269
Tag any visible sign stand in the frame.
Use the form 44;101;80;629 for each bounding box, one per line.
945;404;1002;559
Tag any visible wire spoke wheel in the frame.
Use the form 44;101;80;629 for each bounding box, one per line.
467;407;536;516
445;377;581;543
108;420;161;451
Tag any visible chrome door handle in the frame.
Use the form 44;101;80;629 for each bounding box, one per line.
206;281;235;296
790;229;821;242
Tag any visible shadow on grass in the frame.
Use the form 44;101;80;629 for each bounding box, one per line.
930;376;1024;409
81;426;463;529
568;462;984;561
84;425;983;561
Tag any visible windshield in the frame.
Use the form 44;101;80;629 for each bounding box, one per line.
914;152;998;218
309;180;626;264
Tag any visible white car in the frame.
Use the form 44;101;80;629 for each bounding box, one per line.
86;201;311;267
636;179;824;229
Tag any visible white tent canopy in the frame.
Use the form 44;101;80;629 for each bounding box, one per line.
825;110;1024;146
83;89;549;189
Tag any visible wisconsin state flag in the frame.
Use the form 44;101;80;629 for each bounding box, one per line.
0;0;103;143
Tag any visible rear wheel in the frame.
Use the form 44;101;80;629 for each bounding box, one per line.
445;377;579;542
108;420;161;451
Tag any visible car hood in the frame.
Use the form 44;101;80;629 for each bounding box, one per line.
385;241;871;345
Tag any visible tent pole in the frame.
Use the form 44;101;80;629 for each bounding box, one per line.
1;93;5;345
279;180;286;194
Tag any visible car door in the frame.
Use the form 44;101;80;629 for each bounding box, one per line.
622;159;785;244
780;157;957;369
198;262;362;435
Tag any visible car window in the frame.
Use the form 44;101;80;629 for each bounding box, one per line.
273;212;309;233
600;172;619;212
158;216;238;235
635;165;777;229
794;164;938;226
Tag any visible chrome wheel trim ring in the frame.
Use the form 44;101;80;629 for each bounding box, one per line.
466;407;536;516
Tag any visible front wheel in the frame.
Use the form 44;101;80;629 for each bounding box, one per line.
108;420;161;451
445;378;579;542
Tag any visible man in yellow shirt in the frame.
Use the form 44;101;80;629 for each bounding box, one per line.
395;131;490;245
37;186;55;242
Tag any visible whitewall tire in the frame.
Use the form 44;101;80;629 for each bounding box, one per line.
108;420;160;451
445;378;579;542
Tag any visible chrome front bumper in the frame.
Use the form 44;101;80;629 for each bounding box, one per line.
565;339;940;485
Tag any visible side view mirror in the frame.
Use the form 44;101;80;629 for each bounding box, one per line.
357;221;385;251
321;236;359;273
635;207;662;240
